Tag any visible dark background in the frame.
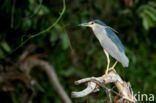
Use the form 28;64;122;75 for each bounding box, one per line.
0;0;156;102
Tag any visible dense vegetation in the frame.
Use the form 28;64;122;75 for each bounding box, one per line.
0;0;156;102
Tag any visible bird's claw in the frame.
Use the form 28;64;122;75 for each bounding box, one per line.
105;67;116;75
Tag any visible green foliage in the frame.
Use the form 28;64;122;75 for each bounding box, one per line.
50;25;70;50
137;2;156;30
0;41;11;58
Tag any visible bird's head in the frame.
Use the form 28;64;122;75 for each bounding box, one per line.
79;19;107;28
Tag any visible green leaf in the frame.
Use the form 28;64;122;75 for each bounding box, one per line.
0;42;11;53
22;19;32;31
38;5;50;16
50;32;59;43
61;32;70;50
0;49;5;59
144;9;156;22
138;4;156;30
145;6;156;21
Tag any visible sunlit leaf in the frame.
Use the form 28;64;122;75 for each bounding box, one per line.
61;32;69;50
50;31;59;45
38;5;50;16
137;4;156;30
144;9;156;22
0;42;11;53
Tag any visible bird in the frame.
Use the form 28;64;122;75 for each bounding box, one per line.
79;19;129;74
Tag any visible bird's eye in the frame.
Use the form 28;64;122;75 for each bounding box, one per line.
90;21;94;25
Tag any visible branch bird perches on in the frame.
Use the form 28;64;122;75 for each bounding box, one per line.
71;69;136;103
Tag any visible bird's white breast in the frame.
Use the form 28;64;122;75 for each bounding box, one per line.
92;26;108;43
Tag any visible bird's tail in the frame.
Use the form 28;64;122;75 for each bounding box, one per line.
121;54;129;68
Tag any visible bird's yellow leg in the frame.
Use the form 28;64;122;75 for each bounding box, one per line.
109;61;118;72
104;49;110;74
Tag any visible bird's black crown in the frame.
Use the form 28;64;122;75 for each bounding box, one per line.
93;19;106;26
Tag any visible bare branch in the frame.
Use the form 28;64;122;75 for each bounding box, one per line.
71;82;97;98
71;70;137;103
20;57;72;103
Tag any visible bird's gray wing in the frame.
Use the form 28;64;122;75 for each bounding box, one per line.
105;27;125;52
107;26;119;33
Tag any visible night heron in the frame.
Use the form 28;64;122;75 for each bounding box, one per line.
80;20;129;74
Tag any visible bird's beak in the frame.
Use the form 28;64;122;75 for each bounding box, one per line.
78;23;89;27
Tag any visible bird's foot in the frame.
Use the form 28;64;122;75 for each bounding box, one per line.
105;67;116;75
108;67;116;72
